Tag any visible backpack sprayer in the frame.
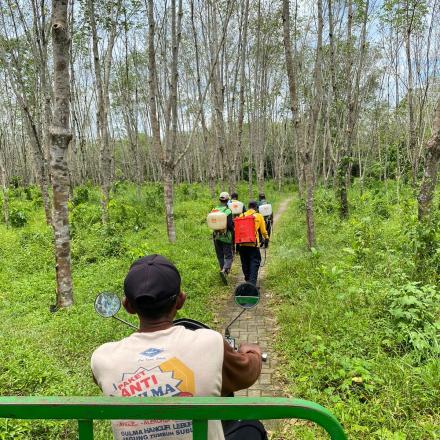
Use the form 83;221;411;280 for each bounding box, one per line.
207;202;273;268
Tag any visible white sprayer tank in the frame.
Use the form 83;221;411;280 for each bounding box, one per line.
258;203;273;217
230;201;244;215
207;210;227;230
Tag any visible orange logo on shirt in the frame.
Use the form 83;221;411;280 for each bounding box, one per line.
114;358;195;398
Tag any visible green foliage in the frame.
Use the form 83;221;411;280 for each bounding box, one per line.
381;0;429;33
70;203;101;235
0;181;290;439
385;282;440;359
9;209;28;228
10;176;22;189
72;186;90;206
108;199;145;230
266;182;440;439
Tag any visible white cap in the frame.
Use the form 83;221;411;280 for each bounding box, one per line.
219;192;230;200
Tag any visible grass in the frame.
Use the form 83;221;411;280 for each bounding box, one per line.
266;181;440;439
0;180;291;439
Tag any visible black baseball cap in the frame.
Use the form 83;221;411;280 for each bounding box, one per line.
124;254;181;307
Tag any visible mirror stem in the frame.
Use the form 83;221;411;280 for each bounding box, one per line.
225;308;246;338
112;315;138;330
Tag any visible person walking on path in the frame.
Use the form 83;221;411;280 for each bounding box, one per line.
228;192;245;217
237;200;269;286
213;192;234;284
258;192;273;238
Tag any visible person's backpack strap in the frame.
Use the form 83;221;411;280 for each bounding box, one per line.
217;205;232;216
212;206;232;243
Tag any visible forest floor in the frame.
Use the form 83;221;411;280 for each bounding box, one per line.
0;181;292;439
265;183;440;439
0;181;439;439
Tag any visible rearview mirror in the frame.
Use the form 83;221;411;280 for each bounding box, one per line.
234;282;260;309
94;292;121;318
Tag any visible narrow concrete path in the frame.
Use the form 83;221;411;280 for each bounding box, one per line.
215;198;293;399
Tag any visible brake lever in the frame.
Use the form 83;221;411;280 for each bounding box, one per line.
227;337;268;362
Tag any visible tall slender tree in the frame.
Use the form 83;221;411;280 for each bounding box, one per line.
50;0;73;308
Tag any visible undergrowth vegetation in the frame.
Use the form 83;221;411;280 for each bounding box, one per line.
266;181;440;439
0;181;289;439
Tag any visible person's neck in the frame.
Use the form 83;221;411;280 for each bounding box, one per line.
137;318;174;333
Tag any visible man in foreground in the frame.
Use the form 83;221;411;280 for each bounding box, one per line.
237;201;269;286
91;254;262;440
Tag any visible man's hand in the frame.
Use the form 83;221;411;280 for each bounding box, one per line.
238;342;262;357
264;239;269;248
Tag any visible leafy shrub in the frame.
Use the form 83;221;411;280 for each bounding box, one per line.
385;282;440;359
70;203;101;234
319;356;383;400
350;216;376;264
19;230;52;249
295;187;338;216
314;189;337;215
372;196;390;219
9;209;28;227
10;175;22;188
108;199;145;230
100;226;126;257
72;186;90;206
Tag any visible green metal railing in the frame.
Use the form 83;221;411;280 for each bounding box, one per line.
0;396;347;439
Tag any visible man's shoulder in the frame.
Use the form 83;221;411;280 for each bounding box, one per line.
215;205;232;215
91;340;119;361
192;328;224;342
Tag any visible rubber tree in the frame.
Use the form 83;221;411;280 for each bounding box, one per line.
282;0;317;249
50;0;73;308
232;0;250;194
0;2;53;225
337;0;369;218
0;129;9;226
86;0;122;224
418;96;440;221
147;0;183;243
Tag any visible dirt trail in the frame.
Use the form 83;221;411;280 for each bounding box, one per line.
216;197;293;400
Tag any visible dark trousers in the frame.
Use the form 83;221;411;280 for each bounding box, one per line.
265;218;272;237
238;246;261;285
214;240;233;271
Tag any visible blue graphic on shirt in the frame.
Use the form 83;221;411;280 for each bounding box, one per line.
139;348;164;358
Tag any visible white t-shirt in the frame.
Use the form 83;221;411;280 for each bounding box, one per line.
91;326;225;440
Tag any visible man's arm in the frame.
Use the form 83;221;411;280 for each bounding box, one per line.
221;340;262;395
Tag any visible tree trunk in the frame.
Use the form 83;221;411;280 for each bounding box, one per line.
338;0;369;219
405;3;417;183
282;0;315;248
418;97;440;221
50;0;73;308
87;0;119;224
0;136;9;226
304;0;323;249
232;0;249;193
148;0;181;242
209;2;227;184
